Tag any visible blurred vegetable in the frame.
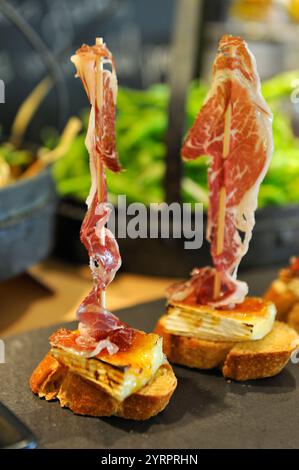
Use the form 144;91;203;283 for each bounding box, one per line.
288;0;299;22
0;157;11;187
51;70;299;209
0;141;34;182
0;116;81;187
0;69;79;187
230;0;273;21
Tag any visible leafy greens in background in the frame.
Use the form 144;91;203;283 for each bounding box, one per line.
51;71;299;208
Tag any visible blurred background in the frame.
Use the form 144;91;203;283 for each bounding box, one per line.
1;0;299;336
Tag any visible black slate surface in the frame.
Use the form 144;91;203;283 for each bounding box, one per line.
1;267;299;449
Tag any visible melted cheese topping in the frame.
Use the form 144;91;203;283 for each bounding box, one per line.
52;331;165;401
163;297;276;342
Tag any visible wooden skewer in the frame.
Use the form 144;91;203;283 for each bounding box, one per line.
216;187;227;256
213;102;232;300
95;37;106;307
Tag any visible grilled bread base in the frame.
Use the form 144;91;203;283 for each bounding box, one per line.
30;352;177;420
155;319;298;381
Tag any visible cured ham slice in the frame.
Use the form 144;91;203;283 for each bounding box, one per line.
71;43;120;210
81;196;121;291
69;40;135;355
166;267;247;308
72;42;122;292
71;43;121;175
76;288;135;355
177;35;273;307
50;327;127;357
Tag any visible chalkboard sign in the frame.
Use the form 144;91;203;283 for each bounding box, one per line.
0;0;176;142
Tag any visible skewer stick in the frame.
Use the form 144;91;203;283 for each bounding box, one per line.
95;37;106;307
216;187;226;255
213;102;232;299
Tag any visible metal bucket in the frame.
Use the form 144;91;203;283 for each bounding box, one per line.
0;168;57;281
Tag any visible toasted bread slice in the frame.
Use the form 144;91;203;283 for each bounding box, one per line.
288;303;299;333
265;284;298;323
155;318;298;381
265;281;299;333
222;321;298;380
30;352;177;420
264;263;299;329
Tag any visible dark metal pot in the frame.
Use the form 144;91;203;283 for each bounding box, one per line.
55;198;299;277
0;169;57;281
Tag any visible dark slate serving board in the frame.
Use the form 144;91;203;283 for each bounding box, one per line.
1;267;299;449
